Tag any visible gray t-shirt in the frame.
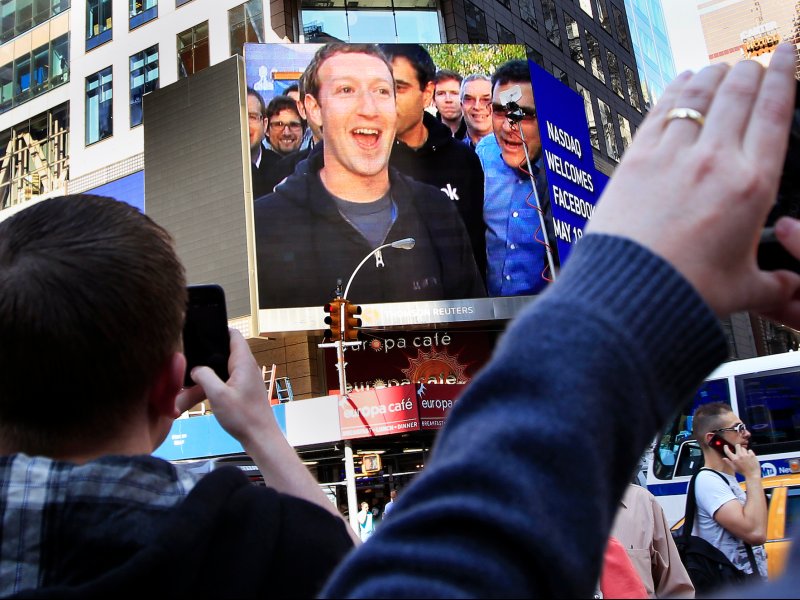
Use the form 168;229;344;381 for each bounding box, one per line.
692;468;768;577
332;189;395;250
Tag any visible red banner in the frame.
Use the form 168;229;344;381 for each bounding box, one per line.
416;383;465;430
338;384;420;439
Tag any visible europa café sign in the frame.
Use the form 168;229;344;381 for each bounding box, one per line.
337;383;464;439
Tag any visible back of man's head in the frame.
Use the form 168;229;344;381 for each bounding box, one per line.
0;195;186;455
491;59;531;90
378;44;435;90
692;402;733;442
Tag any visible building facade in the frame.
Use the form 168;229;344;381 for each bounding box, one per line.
623;0;676;107
0;0;646;216
698;0;799;72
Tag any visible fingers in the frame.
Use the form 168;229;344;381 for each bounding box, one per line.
176;384;207;415
744;44;797;178
191;365;227;400
227;328;261;377
660;64;728;147
702;60;763;146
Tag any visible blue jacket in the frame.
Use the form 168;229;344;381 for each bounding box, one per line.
323;233;728;598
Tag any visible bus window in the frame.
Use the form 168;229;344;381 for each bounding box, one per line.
736;368;800;452
652;378;730;480
787;488;800;536
674;441;704;478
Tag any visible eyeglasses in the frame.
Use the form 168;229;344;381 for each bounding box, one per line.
492;104;537;121
248;112;264;122
714;423;748;435
462;96;492;108
269;120;303;131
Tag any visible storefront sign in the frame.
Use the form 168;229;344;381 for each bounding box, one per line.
338;383;420;439
417;383;465;430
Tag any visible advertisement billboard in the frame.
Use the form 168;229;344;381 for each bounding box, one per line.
242;43;607;334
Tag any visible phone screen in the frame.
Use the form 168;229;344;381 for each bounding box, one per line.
183;284;230;386
709;433;736;457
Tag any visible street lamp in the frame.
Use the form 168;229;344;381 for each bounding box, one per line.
320;237;415;534
343;237;416;299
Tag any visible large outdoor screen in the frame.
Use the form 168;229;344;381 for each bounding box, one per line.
244;43;605;333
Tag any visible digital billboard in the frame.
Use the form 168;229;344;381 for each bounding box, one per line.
243;43;607;334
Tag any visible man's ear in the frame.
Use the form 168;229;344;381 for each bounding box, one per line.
305;94;322;130
148;352;186;420
422;80;435;107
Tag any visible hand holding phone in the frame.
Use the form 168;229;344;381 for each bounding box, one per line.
183;284;230;386
709;433;736;457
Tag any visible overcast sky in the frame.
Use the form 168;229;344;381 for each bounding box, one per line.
661;0;711;73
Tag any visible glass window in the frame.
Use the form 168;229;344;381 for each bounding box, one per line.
229;0;264;56
176;0;194;6
16;0;33;36
541;0;561;49
32;44;48;94
496;0;510;10
177;21;209;78
585;30;604;83
597;98;618;160
579;0;593;18
618;114;632;150
527;46;543;66
595;0;610;32
575;82;598;150
464;1;488;43
395;11;441;42
735;368;800;452
612;6;629;51
497;23;515;43
652;378;730;480
520;0;536;29
86;66;113;145
34;0;51;27
130;45;158;127
0;102;70;209
87;0;113;51
50;33;69;87
1;0;14;43
14;54;32;101
130;0;158;30
53;0;70;16
606;50;623;98
623;64;641;111
565;14;584;67
0;62;12;112
551;65;568;86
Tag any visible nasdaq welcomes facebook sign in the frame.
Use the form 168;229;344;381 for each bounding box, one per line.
530;62;607;265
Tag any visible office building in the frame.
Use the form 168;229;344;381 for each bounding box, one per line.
623;0;677;107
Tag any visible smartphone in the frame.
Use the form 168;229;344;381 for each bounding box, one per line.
709;433;736;457
183;284;230;386
757;79;800;272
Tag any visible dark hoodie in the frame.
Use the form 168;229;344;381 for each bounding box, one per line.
254;150;486;309
390;111;487;280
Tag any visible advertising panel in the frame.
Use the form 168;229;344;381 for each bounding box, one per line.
339;383;420;439
530;61;607;264
244;43;606;333
325;330;497;393
417;383;464;430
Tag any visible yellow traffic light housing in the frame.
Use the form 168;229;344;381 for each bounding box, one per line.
324;298;343;340
361;453;382;474
344;301;362;341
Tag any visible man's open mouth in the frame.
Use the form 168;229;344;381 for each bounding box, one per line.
352;128;381;148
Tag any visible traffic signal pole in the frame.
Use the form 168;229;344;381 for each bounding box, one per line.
319;298;361;535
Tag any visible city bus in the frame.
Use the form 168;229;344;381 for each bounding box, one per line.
647;351;800;527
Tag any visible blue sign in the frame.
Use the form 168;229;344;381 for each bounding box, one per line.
153;406;287;461
529;61;604;265
86;171;145;212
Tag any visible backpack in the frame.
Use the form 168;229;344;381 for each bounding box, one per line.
672;468;758;595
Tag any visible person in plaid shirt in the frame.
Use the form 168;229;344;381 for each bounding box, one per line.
0;195;354;597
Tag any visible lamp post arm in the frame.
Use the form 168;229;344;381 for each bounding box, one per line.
343;242;394;299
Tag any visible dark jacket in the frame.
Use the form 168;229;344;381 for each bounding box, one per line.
10;463;353;598
251;148;282;199
254;151;486;309
390;112;487;280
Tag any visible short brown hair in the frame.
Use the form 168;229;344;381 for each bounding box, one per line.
692;402;733;442
302;42;394;105
0;195;186;453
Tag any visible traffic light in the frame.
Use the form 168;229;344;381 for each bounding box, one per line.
361;453;382;474
344;301;362;341
324;298;342;340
